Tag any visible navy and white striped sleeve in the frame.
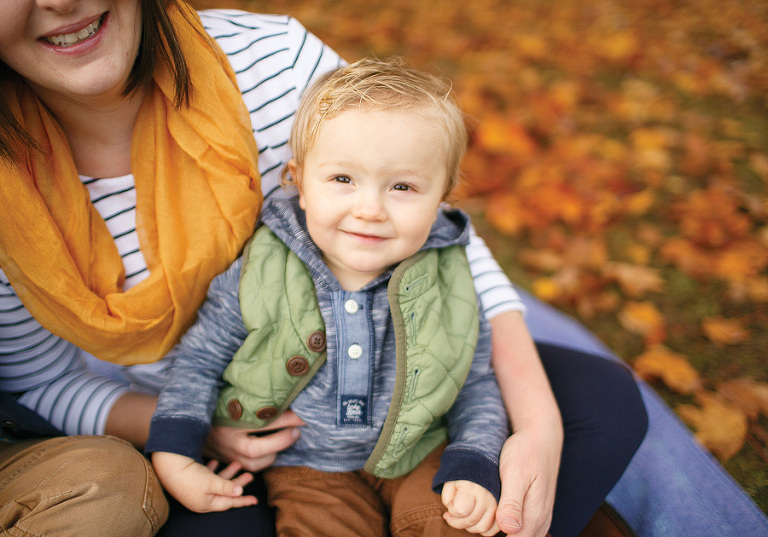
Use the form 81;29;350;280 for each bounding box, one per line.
0;273;129;436
201;10;343;201
466;227;526;319
0;171;146;438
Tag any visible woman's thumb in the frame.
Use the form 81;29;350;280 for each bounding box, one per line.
496;483;525;534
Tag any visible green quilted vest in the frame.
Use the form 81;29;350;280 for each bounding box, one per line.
214;225;479;478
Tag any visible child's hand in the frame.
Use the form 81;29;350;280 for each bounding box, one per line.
151;451;258;513
442;480;500;536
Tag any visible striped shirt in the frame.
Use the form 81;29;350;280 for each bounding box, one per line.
0;10;523;437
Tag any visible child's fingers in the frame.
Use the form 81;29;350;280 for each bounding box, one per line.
208;472;245;498
443;504;482;530
442;482;501;534
207;494;259;512
481;521;501;536
441;482;457;507
203;460;253;486
232;470;255;488
464;507;500;535
443;483;475;519
216;461;245;480
442;482;473;530
443;483;470;531
445;507;497;535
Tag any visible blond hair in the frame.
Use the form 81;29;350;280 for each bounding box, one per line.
285;57;467;196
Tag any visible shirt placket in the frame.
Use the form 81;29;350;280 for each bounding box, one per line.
333;290;373;427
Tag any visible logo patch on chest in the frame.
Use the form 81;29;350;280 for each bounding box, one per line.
340;395;369;426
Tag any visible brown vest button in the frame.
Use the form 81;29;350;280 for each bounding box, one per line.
256;406;278;420
286;356;309;376
307;331;326;352
226;399;243;420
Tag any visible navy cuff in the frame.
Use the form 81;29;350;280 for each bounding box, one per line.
431;446;501;501
145;416;210;463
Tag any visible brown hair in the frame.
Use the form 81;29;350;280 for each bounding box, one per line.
0;0;193;163
285;57;468;196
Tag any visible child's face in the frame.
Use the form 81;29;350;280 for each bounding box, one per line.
294;107;450;291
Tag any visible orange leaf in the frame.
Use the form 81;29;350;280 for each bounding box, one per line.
702;316;749;346
519;249;564;272
592;30;640;63
512;33;549;61
727;278;768;303
717;378;768;421
678;133;714;177
619;301;667;344
660;238;712;278
575;290;620;319
485;194;524;236
746;278;768;302
604;263;665;298
532;277;562;302
638;224;664;248
715;240;768;283
623;189;656;216
475;117;537;159
749;153;768;181
563;236;608;270
630;127;676;172
625;243;652;265
673;187;751;247
677;393;748;462
634;345;701;394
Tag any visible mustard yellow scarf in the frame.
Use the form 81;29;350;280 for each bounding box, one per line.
0;6;261;365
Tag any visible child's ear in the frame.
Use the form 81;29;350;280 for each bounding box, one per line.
288;159;306;209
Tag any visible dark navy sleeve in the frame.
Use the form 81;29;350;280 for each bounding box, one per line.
145;258;248;461
432;303;508;500
432;446;502;501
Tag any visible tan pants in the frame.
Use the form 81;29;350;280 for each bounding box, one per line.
263;444;479;537
0;435;168;537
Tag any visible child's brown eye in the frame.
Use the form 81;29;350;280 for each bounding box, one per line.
333;175;351;184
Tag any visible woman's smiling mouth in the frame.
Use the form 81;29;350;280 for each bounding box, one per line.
44;15;104;47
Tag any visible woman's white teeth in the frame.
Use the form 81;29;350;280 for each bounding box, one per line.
47;18;102;47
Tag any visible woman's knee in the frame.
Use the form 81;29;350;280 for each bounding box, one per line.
539;344;648;453
594;359;649;453
0;436;169;537
75;436;170;535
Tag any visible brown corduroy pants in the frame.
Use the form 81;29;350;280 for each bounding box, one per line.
263;444;480;537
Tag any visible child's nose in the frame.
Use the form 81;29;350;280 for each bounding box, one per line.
352;190;385;221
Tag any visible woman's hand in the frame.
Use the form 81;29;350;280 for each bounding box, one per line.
151;452;257;513
203;410;306;472
489;311;563;536
496;426;561;536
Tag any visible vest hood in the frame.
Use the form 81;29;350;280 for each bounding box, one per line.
259;197;472;278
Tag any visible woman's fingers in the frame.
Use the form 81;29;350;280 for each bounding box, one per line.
204;410;305;470
255;409;306;431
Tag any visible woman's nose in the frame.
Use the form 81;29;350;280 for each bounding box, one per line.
36;0;78;13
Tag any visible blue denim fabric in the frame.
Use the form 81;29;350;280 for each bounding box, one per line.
520;290;768;537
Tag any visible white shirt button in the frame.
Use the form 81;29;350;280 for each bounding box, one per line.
347;344;363;359
344;299;359;314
